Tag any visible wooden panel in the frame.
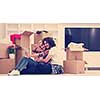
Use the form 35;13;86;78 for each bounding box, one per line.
7;24;19;30
45;24;58;30
33;24;45;30
20;24;32;32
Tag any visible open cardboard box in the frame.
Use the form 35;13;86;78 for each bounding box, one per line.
15;31;33;49
34;33;42;44
66;48;83;60
15;31;33;64
66;48;88;60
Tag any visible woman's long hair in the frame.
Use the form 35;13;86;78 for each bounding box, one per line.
42;37;56;49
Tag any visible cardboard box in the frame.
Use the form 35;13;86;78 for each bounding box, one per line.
63;60;85;74
15;31;33;49
21;31;33;49
0;44;8;58
15;47;27;65
15;48;23;65
0;59;15;74
66;49;83;60
34;32;53;44
34;34;42;44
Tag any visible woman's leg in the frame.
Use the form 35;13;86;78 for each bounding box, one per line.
51;64;64;74
35;63;52;74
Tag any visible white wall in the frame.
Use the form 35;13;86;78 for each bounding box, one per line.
83;52;100;67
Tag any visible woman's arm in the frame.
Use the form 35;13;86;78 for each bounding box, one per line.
38;49;54;63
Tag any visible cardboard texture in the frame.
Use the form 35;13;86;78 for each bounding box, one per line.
34;34;42;44
31;44;35;54
66;49;83;60
63;60;85;74
15;31;33;49
15;48;23;65
15;48;27;65
68;42;85;51
15;31;33;64
0;59;15;74
0;44;8;58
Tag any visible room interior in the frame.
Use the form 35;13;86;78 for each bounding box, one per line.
0;23;100;75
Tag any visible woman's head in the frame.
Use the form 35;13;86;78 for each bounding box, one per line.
42;37;56;49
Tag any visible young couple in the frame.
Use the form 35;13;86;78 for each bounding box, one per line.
8;37;64;75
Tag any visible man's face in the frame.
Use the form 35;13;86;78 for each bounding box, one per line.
38;40;42;46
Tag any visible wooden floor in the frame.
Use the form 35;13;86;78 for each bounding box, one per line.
63;70;100;76
1;70;100;76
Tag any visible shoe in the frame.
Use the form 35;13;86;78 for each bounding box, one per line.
8;69;20;76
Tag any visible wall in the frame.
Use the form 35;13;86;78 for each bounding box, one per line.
83;52;100;67
1;23;100;67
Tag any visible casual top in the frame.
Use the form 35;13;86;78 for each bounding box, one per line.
48;47;61;65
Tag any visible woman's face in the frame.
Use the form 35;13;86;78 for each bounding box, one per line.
40;44;46;51
43;41;50;49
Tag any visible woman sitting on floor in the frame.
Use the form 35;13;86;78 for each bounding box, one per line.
8;37;64;75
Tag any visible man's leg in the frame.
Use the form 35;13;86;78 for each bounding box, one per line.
20;58;38;74
15;57;29;71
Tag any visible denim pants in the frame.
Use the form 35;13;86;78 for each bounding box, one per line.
20;60;52;74
16;57;52;74
16;57;40;73
15;57;29;71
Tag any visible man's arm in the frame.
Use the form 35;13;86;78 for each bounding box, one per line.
37;54;52;63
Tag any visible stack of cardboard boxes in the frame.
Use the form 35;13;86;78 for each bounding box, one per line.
63;48;86;74
0;44;15;74
15;31;33;64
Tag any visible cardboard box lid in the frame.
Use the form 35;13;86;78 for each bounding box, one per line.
67;42;88;51
22;31;33;36
66;48;87;52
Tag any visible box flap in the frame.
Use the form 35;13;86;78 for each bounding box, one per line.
66;47;88;52
22;31;33;36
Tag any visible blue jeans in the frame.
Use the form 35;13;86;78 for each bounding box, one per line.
16;57;38;71
16;57;52;74
15;57;29;71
